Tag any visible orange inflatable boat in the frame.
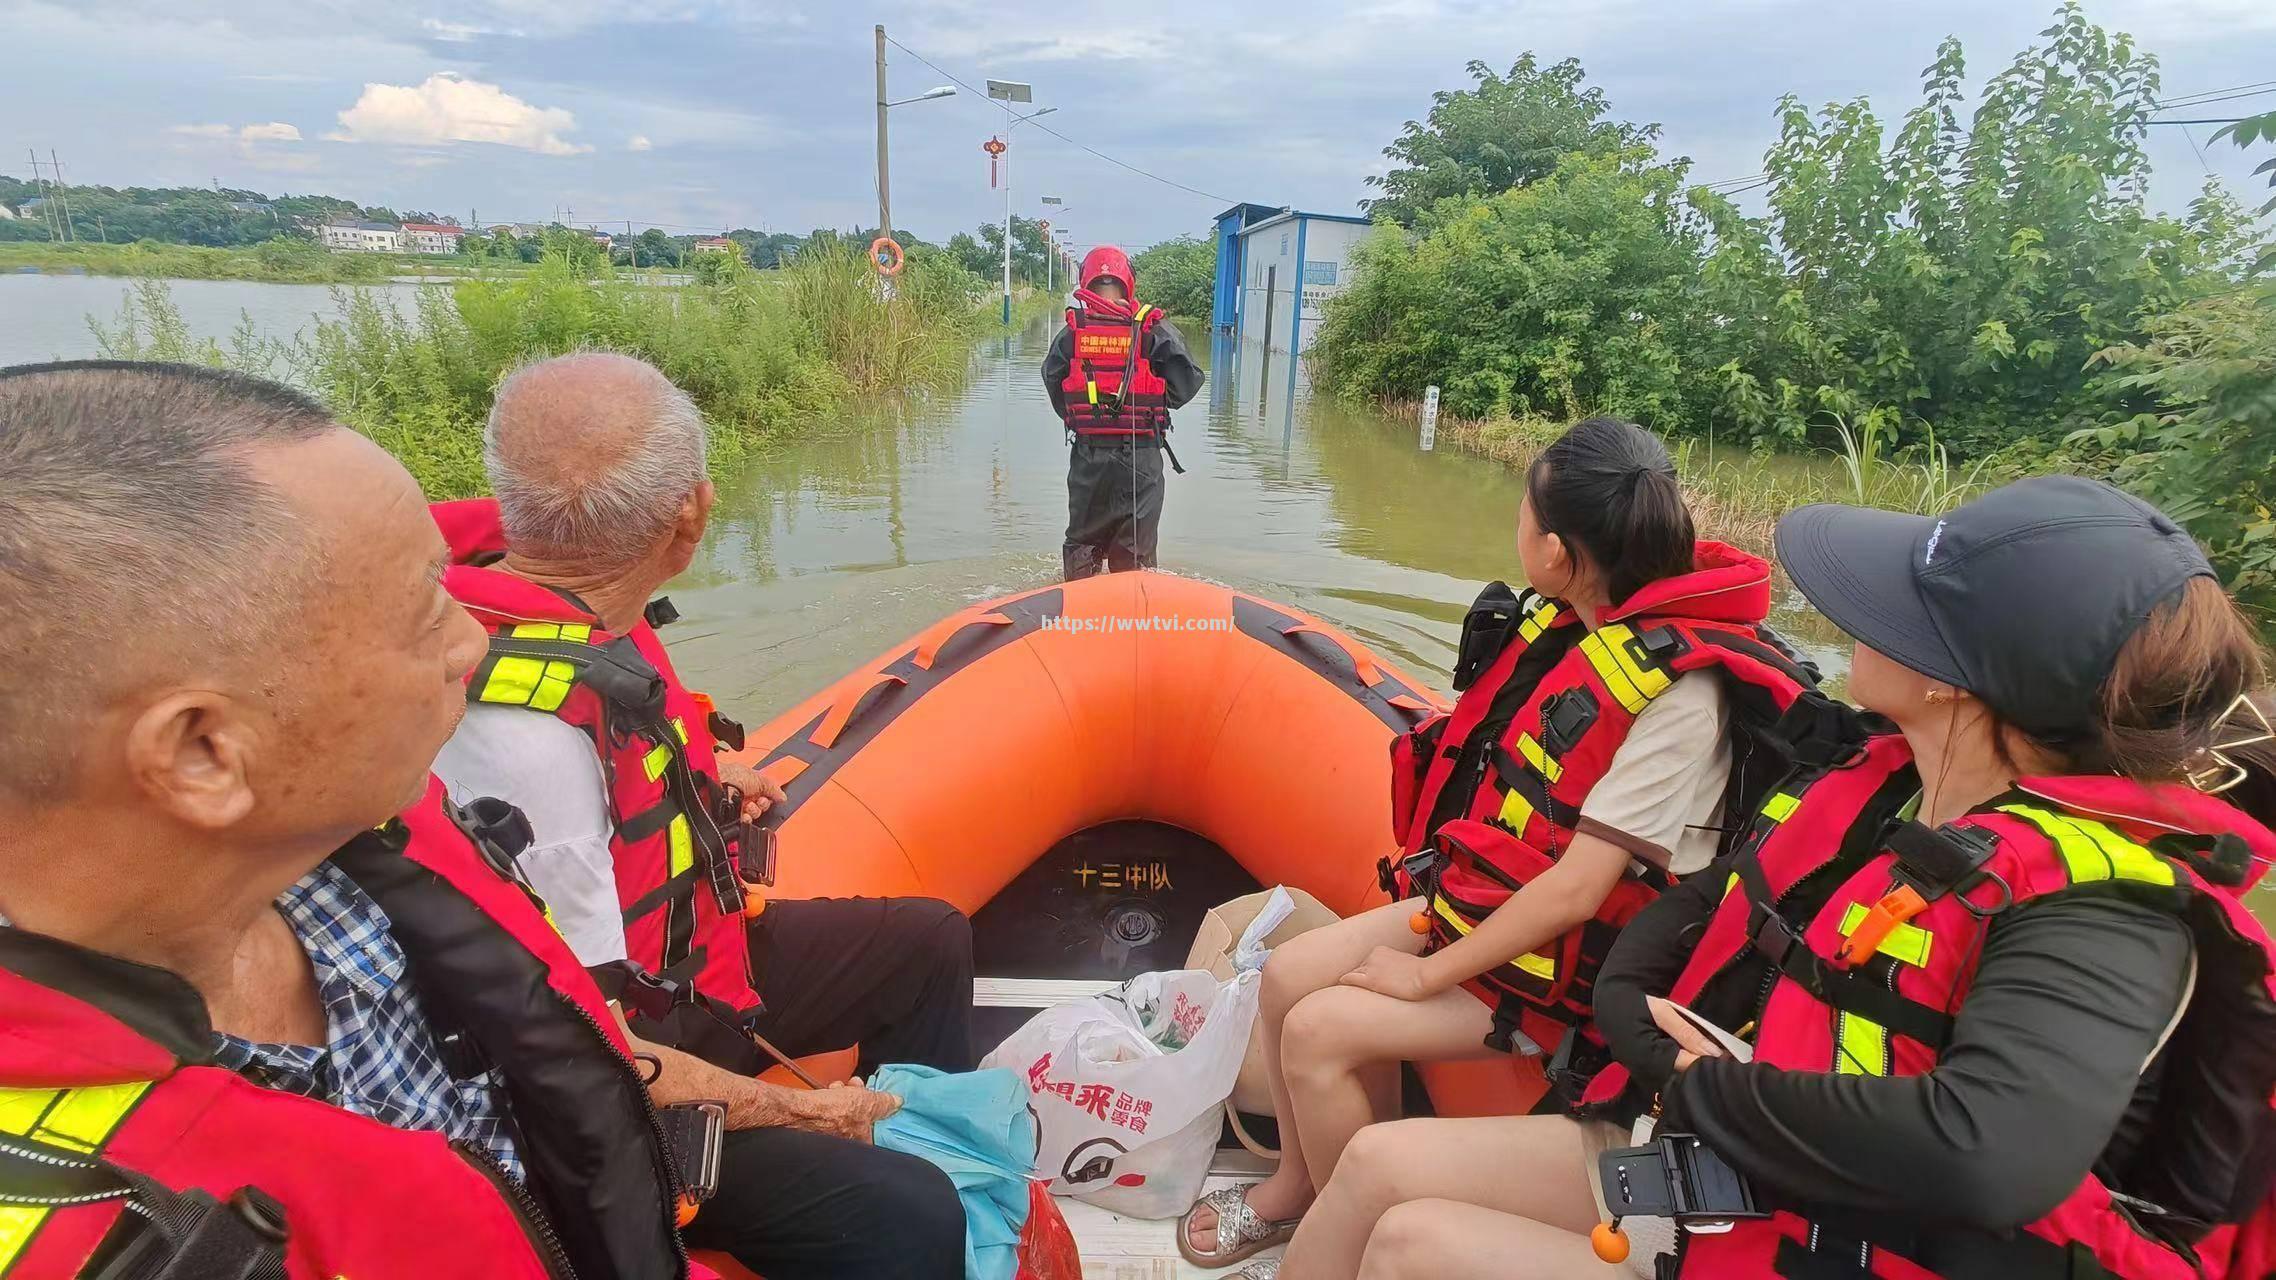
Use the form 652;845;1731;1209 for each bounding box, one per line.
723;569;1541;1118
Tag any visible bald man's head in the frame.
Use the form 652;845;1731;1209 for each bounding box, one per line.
0;360;488;839
0;362;335;798
485;352;709;571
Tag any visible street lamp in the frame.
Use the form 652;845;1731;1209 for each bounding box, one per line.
887;86;955;108
988;79;1052;323
873;26;956;244
1040;197;1069;292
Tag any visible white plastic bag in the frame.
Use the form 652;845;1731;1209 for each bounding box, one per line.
980;966;1262;1219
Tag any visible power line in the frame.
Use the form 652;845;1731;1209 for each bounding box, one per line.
883;34;1239;206
2153;81;2276;111
1690;77;2276;193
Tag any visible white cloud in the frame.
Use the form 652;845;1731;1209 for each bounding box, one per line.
170;121;304;142
420;16;523;41
628;134;654;151
328;72;592;155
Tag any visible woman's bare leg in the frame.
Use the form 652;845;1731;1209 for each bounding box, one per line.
1278;1114;1606;1280
1278;982;1498;1188
1188;900;1425;1249
1357;1198;1613;1280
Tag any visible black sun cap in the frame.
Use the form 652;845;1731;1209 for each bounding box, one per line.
1775;475;2213;739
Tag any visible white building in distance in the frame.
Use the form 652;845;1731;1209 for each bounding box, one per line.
318;220;404;253
400;222;467;255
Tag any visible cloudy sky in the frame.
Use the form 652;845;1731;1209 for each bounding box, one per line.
7;0;2273;249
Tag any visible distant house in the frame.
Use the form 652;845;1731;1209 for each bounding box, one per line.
228;200;275;216
691;237;739;254
0;204;15;221
317;220;404;253
492;222;550;239
584;229;613;249
401;222;468;255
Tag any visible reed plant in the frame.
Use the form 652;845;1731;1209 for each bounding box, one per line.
89;244;990;499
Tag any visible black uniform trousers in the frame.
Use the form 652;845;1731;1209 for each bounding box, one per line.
1064;436;1166;580
679;897;976;1280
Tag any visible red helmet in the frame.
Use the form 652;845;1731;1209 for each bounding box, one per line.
1079;245;1135;296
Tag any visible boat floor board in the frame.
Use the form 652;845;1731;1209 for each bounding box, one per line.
975;976;1122;1008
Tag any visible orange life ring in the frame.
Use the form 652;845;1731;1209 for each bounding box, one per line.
870;236;905;276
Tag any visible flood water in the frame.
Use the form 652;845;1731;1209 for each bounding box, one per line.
662;318;1844;722
0;272;425;363
0;273;1837;725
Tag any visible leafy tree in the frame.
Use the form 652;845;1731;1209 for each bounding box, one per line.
2213;110;2276;217
945;231;993;280
1363;55;1660;227
1316;148;1703;423
2074;284;2276;614
1131;236;1215;318
1702;5;2209;452
972;216;1055;288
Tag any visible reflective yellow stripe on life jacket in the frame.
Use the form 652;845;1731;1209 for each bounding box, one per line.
478;623;597;714
1997;805;2176;888
1721;790;1807;901
1513;732;1563;784
1518;600;1561;644
1577;624;1675;714
0;1082;150;1272
1829;882;1941;1076
1431;897;1557;981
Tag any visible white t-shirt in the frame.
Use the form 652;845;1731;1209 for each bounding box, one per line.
433;704;628;965
1576;674;1732;875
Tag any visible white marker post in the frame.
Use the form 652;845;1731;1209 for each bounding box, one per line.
1419;385;1440;452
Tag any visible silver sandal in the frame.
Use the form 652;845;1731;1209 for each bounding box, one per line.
1232;1260;1282;1280
1176;1184;1300;1268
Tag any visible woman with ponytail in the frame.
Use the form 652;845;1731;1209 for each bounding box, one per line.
1278;477;2276;1280
1184;419;1825;1274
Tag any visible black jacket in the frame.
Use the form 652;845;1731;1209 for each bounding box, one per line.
1041;313;1204;424
1594;845;2196;1234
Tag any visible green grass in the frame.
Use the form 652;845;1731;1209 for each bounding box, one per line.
1378;398;2038;560
90;243;993;498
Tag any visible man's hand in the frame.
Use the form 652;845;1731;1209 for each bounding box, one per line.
789;1082;902;1144
715;761;787;820
1338;946;1441;1002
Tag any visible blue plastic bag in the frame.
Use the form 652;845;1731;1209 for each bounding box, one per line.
870;1064;1040;1280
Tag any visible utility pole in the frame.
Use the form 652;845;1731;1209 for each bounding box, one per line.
26;151;55;241
874;25;891;240
53;152;79;242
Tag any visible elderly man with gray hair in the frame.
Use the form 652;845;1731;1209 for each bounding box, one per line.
432;352;971;1280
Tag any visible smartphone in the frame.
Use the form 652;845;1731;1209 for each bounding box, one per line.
1598;1134;1765;1227
657;1101;727;1202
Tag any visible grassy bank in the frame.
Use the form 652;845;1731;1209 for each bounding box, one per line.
1385;400;2040;562
91;244;992;497
0;239;519;285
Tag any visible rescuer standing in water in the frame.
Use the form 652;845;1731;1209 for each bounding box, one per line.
1042;245;1204;579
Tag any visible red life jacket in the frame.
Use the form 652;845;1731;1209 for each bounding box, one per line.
1059;291;1171;439
1585;735;2276;1280
0;779;686;1280
1383;543;1836;1054
435;497;766;1074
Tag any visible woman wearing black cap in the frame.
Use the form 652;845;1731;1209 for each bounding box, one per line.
1265;476;2276;1280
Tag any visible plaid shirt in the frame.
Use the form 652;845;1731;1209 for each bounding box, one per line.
209;862;526;1179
